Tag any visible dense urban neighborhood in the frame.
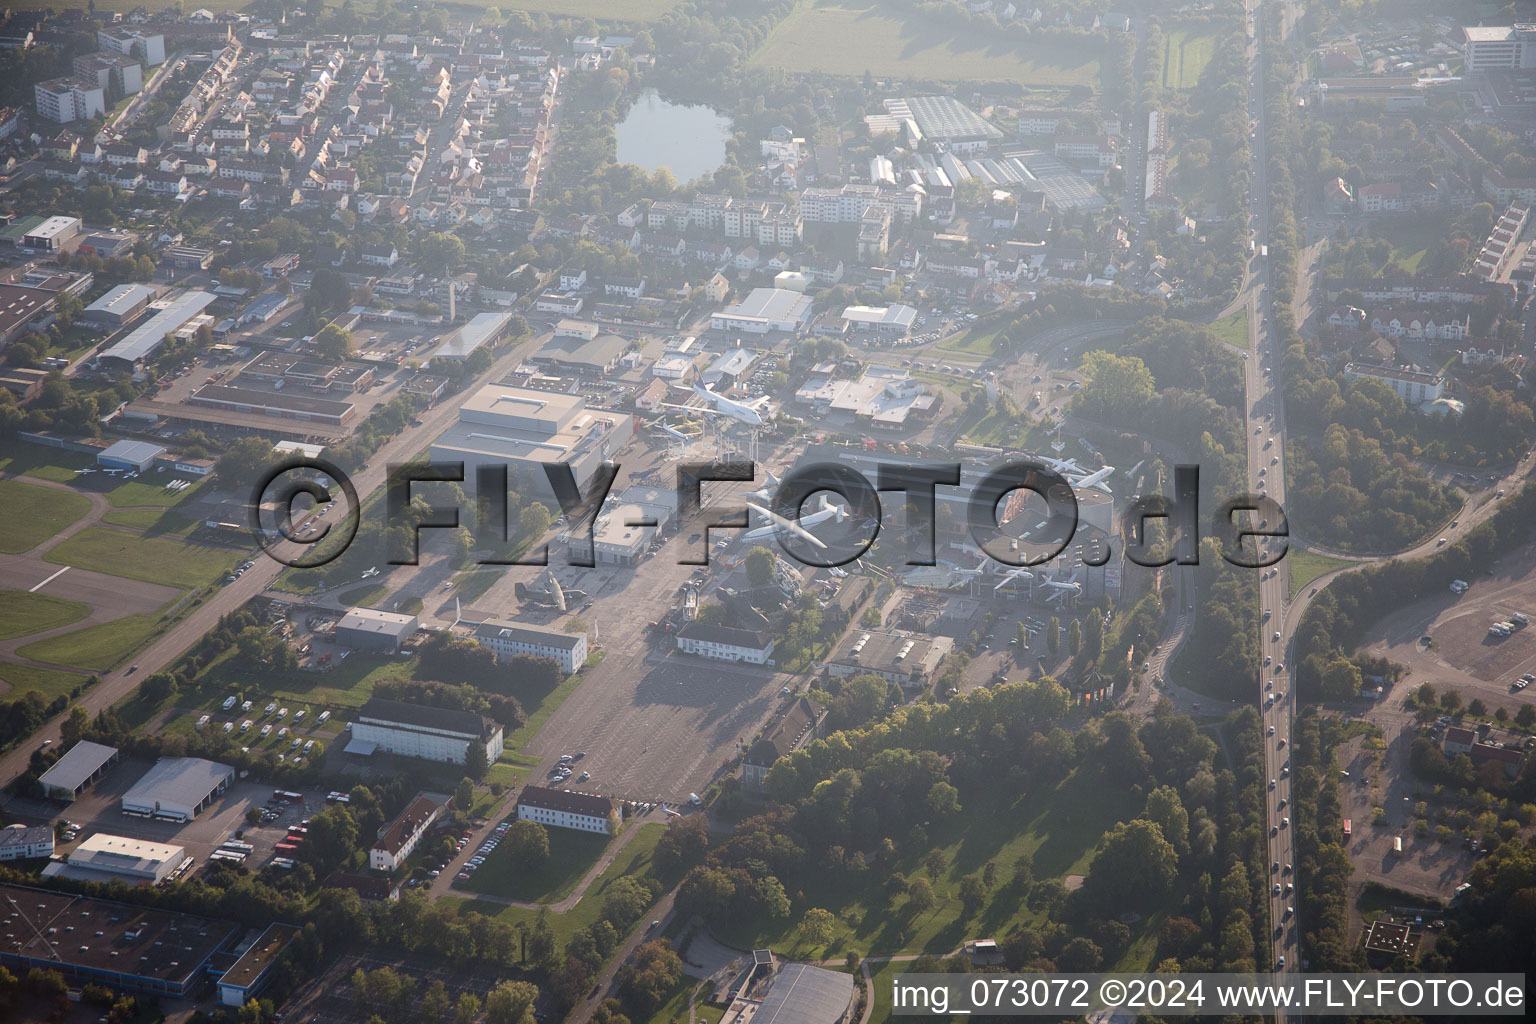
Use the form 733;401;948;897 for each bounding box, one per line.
0;2;1535;1024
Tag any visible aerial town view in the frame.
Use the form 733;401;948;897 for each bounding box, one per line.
0;0;1533;1022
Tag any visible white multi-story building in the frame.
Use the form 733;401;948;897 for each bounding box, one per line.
1459;25;1536;71
34;77;106;124
473;620;587;674
516;785;614;834
1052;134;1117;168
0;825;55;862
799;184;922;225
98;28;166;66
1342;362;1446;406
368;795;445;873
349;698;504;765
676;622;775;664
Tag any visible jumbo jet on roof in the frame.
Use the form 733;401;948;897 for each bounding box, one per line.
692;383;772;426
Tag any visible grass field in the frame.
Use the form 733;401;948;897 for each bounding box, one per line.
46;527;238;589
194;649;418;710
444;823;667;946
750;6;1101;87
455;827;613;902
1381;220;1442;275
1208;308;1251;351
503;671;587;751
0;661;91;701
338;583;389;607
1287;548;1357;598
937;327;1002;355
0;591;91;641
642;978;722;1024
0;448;93;482
713;770;1142;958
1163;26;1218;90
101;508;198;537
105;476;205;509
0;480;92;554
18;604;173;672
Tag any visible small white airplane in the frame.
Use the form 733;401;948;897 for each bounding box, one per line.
360;567;379;578
75;468;95;475
993;567;1034;591
658;423;694;442
692;383;771;426
1037;455;1114;493
741;469;781;504
1041;580;1082;604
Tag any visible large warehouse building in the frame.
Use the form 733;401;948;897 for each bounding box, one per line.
120;757;235;822
429;383;632;504
43;833;190;885
335;607;419;652
97;289;216;371
0;883;240;998
37;740;120;801
710;288;813;335
347;698;504;766
83;283;157;326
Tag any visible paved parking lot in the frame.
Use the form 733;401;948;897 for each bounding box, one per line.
15;760;329;872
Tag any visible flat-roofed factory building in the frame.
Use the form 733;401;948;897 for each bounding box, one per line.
120;757;235;822
217;923;298;1007
0;883;240;997
42;833;190;885
335;607;419;652
37;740;120;801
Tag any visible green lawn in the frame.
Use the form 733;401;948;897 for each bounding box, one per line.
0;661;91;701
46;527;238;588
193;648;418;710
936;327;1002;355
443;823;667;946
641;977;722;1024
339;583;389;607
1163;26;1218;90
0;480;92;554
751;5;1102;87
101;508;198;537
105;475;206;508
454;826;614;902
17;603;175;672
958;407;1038;449
1208;308;1251;351
713;770;1142;959
1287;548;1356;598
0;590;91;641
0;448;94;482
503;670;587;751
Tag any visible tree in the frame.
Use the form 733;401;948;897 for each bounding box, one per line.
1085;819;1177;908
505;820;549;868
925;849;948;879
484;981;538;1024
617;941;680;1017
60;706;88;748
419;233;466;276
519;502;552;539
465;739;489;779
654;815;710;873
906;877;936;915
455;777;474;809
1144;786;1190;856
313;323;354;362
959;874;986;918
1068;619;1083;657
1048;616;1061;656
1320;656;1362;701
217;436;278;486
306;268;352;317
455;994;481;1024
745;546;777;587
798;908;836;951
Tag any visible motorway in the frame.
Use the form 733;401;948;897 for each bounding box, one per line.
1239;0;1299;979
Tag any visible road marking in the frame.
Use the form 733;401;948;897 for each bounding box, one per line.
29;566;69;593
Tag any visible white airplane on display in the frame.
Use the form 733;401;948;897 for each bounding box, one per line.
741;469;780;504
360;567;380;579
1037;455;1115;494
1040;580;1082;604
741;496;847;549
994;567;1034;591
692;383;771;426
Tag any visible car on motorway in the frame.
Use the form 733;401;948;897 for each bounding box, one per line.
1272;632;1281;642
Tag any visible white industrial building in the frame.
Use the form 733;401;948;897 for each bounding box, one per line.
840;303;917;338
45;833;190;885
120;757;235;822
83;283;157;326
676;622;776;664
472;620;587;674
0;825;55;862
516;785;614;834
710;288;813;335
20;215;82;252
334;607;419;652
1459;24;1536;70
97;290;217;371
429;383;633;504
348;698;504;766
37;740;120;801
